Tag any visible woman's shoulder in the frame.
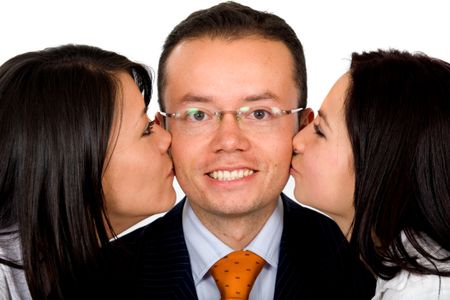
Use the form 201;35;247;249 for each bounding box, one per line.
373;233;450;299
0;229;21;255
0;263;32;300
0;231;32;300
373;270;450;300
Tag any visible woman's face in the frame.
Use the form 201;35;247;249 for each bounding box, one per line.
291;73;355;236
102;72;176;235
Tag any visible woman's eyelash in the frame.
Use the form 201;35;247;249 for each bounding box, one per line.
313;123;325;138
143;120;155;136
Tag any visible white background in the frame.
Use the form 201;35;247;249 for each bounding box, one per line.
2;0;449;228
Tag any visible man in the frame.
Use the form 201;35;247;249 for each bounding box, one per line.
108;2;375;299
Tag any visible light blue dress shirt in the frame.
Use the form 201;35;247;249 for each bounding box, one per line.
182;198;284;300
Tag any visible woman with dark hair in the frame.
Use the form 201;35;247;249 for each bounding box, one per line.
291;49;450;298
0;44;176;299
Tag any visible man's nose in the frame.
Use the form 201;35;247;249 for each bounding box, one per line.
210;113;250;153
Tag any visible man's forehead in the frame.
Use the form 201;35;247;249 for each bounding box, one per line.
162;37;299;109
165;91;299;111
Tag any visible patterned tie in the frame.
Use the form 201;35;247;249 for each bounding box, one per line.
209;250;266;299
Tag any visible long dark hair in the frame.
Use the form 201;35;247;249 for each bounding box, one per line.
346;49;450;279
0;44;152;298
157;1;307;111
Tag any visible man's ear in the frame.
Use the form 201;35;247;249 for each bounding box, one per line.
155;112;166;129
299;108;314;130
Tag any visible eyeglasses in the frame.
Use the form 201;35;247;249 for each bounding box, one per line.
159;105;304;134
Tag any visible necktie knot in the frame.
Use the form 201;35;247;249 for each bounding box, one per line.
209;250;266;299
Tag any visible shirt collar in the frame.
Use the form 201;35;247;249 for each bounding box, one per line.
183;197;284;284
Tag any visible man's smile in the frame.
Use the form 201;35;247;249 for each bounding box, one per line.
207;168;255;181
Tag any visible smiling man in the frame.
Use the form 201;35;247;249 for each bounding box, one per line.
108;2;375;299
164;37;299;251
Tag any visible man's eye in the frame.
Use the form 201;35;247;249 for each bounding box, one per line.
185;109;209;122
249;109;272;120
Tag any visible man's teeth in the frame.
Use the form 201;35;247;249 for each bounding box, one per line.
208;169;254;181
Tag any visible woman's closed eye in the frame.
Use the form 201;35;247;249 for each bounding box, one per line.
142;120;155;136
313;123;325;138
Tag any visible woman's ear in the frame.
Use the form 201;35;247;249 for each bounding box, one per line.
299;108;314;130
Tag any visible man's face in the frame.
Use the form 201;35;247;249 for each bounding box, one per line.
163;37;300;218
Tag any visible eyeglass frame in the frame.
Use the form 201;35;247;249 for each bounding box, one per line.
159;106;304;122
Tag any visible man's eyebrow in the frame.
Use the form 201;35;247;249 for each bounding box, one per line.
179;92;280;105
243;92;280;102
318;109;332;131
180;94;212;104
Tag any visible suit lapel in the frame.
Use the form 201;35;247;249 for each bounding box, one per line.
274;194;303;299
134;198;198;299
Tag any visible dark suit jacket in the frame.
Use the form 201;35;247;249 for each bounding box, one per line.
104;194;375;299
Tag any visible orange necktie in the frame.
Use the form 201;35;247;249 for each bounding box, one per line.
209;250;266;300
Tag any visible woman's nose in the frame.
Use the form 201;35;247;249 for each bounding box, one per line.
293;124;308;154
154;124;172;153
